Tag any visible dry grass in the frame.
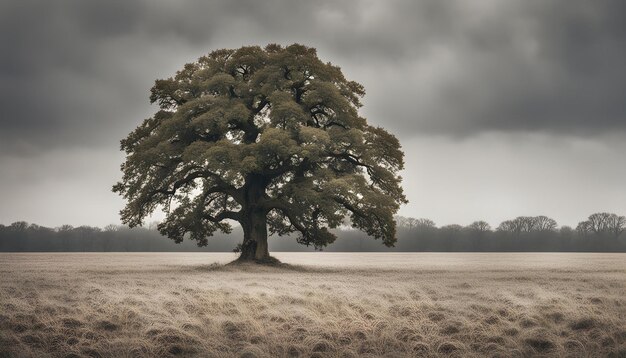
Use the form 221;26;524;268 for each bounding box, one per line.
1;252;625;357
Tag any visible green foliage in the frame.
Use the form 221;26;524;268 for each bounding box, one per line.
114;44;407;250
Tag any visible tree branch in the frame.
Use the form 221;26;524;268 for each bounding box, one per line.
204;210;242;222
150;167;242;203
266;199;309;234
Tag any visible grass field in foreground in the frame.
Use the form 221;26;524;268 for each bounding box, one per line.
1;252;625;357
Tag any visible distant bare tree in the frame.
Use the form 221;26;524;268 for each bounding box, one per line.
57;224;74;233
514;216;536;233
394;216;409;228
606;214;626;238
577;212;625;238
441;224;463;232
498;216;557;234
10;221;29;231
497;220;515;233
533;216;558;232
497;217;531;233
468;220;491;233
103;224;119;233
576;221;591;235
395;216;423;231
415;218;436;229
587;213;609;234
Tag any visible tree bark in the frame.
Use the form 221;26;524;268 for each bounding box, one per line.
238;209;270;262
236;174;274;262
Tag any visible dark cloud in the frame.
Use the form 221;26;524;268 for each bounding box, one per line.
1;0;625;157
1;0;625;227
349;0;626;137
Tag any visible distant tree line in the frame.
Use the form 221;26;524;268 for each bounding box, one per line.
391;212;625;252
0;222;241;252
0;212;624;252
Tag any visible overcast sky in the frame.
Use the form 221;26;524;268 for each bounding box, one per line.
1;0;625;229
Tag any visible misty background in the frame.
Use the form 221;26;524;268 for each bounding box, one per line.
1;0;625;231
2;213;625;252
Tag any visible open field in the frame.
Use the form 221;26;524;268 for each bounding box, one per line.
1;253;625;357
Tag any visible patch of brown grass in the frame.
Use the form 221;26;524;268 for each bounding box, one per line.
0;252;625;357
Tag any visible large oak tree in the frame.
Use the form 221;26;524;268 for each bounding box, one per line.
114;44;406;262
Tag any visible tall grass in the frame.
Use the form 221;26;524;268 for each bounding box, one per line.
1;253;625;357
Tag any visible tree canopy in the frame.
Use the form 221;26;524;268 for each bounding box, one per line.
113;44;406;261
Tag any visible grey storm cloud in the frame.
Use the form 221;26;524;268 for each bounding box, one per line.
1;0;626;157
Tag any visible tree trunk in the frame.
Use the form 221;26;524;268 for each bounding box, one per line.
238;209;271;262
236;174;275;263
